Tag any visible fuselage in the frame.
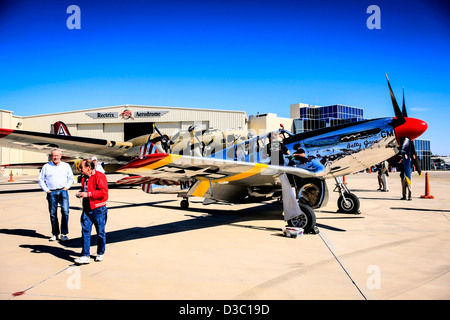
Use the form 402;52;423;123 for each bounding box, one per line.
285;118;400;177
202;117;424;178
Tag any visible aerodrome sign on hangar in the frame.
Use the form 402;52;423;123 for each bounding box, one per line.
86;109;169;120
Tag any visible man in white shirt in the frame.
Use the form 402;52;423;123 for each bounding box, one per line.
38;148;74;241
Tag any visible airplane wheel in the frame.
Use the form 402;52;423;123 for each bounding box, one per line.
337;192;360;214
180;199;189;209
287;204;317;234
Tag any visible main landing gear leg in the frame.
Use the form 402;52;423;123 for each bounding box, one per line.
334;176;361;214
280;173;319;234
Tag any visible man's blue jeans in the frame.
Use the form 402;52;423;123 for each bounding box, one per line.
80;206;107;257
47;189;69;236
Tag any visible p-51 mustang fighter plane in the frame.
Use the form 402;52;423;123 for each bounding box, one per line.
0;76;427;234
115;75;427;234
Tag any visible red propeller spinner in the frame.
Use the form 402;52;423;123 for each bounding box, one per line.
394;117;428;143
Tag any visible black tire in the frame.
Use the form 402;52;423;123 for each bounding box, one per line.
337;192;360;214
180;199;189;209
287;203;318;234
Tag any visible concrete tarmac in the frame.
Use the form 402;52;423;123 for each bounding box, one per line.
0;171;449;300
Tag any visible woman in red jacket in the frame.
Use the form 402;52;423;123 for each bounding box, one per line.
75;159;109;265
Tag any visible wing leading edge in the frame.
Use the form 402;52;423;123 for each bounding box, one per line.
0;128;133;163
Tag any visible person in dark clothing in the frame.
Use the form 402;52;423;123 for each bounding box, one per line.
74;159;109;264
289;143;309;166
398;159;412;200
376;160;389;192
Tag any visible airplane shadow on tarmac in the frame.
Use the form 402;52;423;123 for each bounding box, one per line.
62;200;289;249
0;200;362;262
62;199;356;248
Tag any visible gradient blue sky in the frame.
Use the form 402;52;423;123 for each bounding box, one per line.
1;0;449;154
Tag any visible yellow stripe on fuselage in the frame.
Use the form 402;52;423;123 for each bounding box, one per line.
192;163;268;197
123;154;182;174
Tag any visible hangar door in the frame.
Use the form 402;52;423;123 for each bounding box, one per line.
124;122;154;141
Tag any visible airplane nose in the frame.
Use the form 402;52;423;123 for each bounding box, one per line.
394;117;428;141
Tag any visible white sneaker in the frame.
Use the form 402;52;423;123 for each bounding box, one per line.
49;235;57;241
60;234;69;241
74;256;90;265
95;255;103;262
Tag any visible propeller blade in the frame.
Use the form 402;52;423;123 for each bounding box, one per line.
410;141;422;177
400;137;412;185
402;87;408;117
152;124;171;153
385;74;406;124
153;123;164;139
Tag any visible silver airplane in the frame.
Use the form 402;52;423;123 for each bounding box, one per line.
116;75;428;234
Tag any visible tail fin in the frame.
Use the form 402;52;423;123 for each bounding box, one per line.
53;121;71;136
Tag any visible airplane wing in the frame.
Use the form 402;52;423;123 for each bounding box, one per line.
0;162;52;169
116;152;330;201
0;128;133;163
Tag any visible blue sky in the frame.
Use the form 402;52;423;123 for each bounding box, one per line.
1;0;449;154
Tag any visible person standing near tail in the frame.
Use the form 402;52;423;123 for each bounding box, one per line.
75;159;109;264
